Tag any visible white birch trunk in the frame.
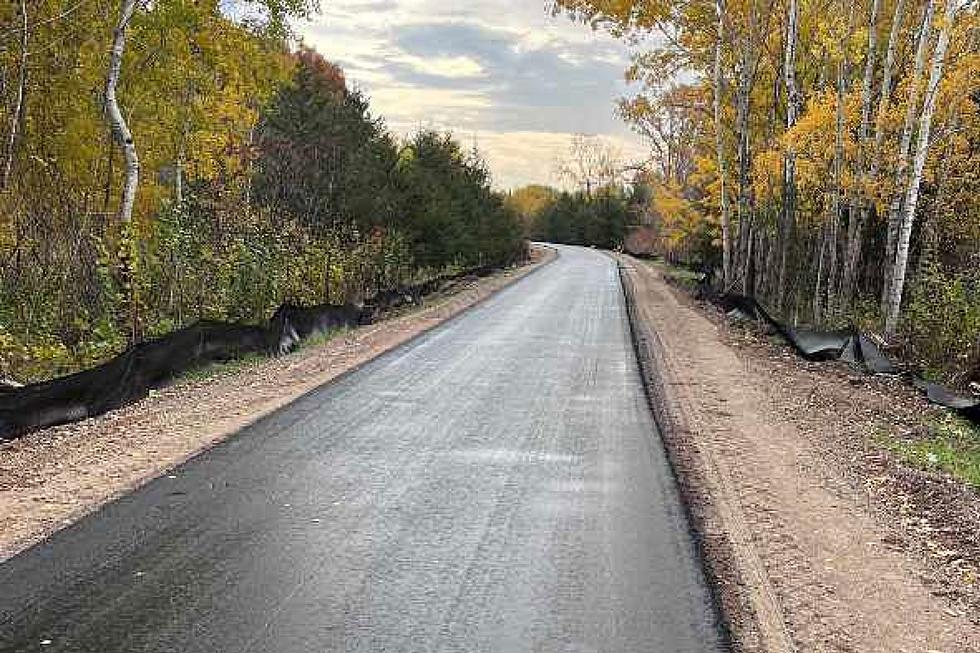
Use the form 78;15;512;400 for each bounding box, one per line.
778;0;800;313
869;0;907;311
883;0;960;339
714;0;733;287
1;0;28;191
827;62;845;315
734;26;759;290
881;0;935;313
840;0;882;307
106;0;142;225
870;0;907;178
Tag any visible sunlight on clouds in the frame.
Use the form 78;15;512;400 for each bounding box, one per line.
472;131;649;190
371;85;492;128
296;0;649;189
396;54;486;78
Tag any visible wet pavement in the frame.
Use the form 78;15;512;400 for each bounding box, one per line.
0;245;724;652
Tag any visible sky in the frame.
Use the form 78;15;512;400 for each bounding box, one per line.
296;0;649;190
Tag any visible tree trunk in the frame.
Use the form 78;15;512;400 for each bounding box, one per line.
764;223;777;299
106;0;141;225
883;0;958;339
840;0;883;309
1;0;28;191
714;0;733;288
778;0;800;314
105;0;142;342
826;61;845;317
735;64;754;292
732;9;760;294
881;0;935;313
813;220;828;321
870;0;907;179
753;224;765;301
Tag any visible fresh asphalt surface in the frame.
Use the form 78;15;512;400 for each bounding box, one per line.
0;245;724;652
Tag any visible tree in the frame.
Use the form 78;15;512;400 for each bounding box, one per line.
0;4;524;383
883;0;965;338
881;0;936;314
778;0;801;312
1;0;27;191
714;0;734;286
103;0;319;340
556;0;980;384
555;134;625;195
254;48;397;233
506;185;559;236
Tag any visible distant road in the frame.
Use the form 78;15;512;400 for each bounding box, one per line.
0;245;723;652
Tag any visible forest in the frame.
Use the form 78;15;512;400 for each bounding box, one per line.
545;0;980;387
0;1;523;383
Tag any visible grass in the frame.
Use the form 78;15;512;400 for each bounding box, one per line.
170;326;354;387
643;258;705;293
876;412;980;488
294;326;350;352
172;352;271;385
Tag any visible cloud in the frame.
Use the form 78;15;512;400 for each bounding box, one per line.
395;54;486;78
472;130;649;191
297;1;647;188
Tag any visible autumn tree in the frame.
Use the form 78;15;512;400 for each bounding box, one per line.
557;0;980;384
0;4;523;383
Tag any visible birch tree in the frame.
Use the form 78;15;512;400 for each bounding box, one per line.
881;0;936;313
105;0;143;227
778;0;801;312
715;0;734;287
883;0;964;338
839;0;883;308
1;0;28;191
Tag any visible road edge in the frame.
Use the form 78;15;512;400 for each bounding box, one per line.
0;246;559;562
613;252;794;653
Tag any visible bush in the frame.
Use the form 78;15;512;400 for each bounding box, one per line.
904;262;980;387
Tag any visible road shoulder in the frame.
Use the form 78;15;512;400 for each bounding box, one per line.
616;253;979;653
0;247;556;561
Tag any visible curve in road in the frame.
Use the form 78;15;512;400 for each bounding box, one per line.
0;245;724;652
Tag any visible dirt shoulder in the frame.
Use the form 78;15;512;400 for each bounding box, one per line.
616;253;979;653
0;246;556;562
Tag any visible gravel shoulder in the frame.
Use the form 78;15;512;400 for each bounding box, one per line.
616;253;979;653
0;246;555;562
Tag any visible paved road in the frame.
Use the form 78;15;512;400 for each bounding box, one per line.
0;246;723;653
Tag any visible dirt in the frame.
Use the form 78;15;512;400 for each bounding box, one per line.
0;246;555;562
616;253;980;653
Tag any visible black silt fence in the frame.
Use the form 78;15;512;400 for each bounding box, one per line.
0;264;499;441
716;293;980;424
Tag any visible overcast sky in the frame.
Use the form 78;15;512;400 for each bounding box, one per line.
296;0;648;190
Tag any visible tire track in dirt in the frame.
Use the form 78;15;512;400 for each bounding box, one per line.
615;253;977;653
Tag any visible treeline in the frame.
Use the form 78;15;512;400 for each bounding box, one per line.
556;0;980;386
0;1;522;382
508;185;633;249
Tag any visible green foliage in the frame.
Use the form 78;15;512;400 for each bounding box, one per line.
645;259;704;293
554;0;980;386
531;189;630;249
904;263;980;385
396;131;523;269
254;48;398;233
878;413;980;489
506;185;559;236
0;10;522;383
174;353;268;384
